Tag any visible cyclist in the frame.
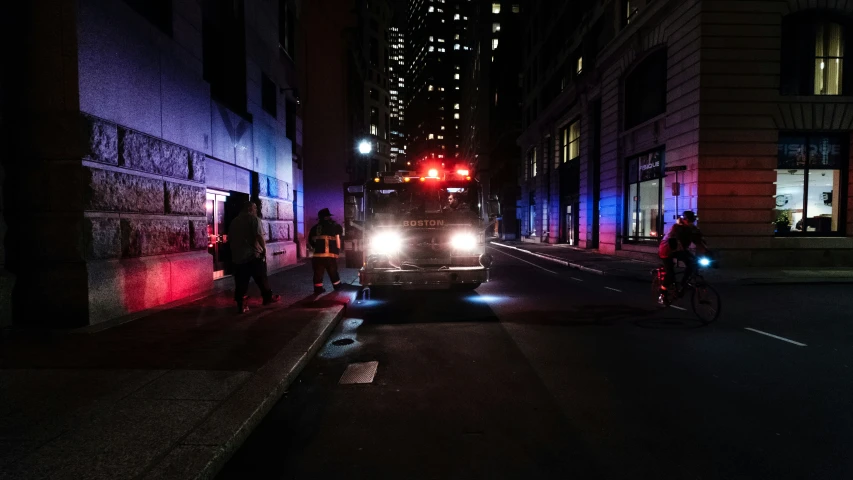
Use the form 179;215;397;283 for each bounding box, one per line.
658;210;707;305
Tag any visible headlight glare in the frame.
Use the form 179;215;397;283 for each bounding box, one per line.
450;233;478;251
370;232;402;254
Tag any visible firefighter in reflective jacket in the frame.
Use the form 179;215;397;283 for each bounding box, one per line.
308;208;343;294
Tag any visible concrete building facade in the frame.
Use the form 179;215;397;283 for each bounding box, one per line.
518;0;853;266
1;0;302;327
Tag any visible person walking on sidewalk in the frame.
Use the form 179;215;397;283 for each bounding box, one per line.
308;208;343;294
228;200;281;313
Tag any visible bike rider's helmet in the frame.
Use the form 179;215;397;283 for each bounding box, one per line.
680;210;696;223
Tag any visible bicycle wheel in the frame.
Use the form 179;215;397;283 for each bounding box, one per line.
691;281;721;323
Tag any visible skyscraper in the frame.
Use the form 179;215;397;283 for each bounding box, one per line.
389;24;407;165
461;1;522;239
405;0;476;168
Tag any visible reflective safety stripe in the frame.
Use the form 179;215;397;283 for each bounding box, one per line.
313;253;338;258
314;283;324;287
333;281;341;285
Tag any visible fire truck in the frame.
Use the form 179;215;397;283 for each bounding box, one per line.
342;165;500;291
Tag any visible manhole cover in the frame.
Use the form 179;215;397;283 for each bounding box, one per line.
332;338;354;346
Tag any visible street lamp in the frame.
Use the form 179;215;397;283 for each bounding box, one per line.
358;140;373;155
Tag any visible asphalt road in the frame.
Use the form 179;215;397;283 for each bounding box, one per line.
219;245;853;480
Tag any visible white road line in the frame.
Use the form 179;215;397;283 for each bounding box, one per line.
570;277;583;282
671;305;687;311
488;246;559;275
744;327;807;347
604;287;622;292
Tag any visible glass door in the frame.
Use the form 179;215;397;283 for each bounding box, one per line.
206;191;230;278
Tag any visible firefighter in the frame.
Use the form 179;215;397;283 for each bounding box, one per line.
308;208;343;294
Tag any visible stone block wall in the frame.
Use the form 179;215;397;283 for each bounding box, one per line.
80;114;212;324
258;173;297;273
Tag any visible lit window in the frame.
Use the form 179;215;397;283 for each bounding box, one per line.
438;38;444;42
428;84;434;91
492;38;499;50
441;126;446;130
429;36;434;41
492;3;501;14
455;34;460;40
428;133;434;139
577;56;583;75
429;6;434;12
492;23;500;33
512;4;519;13
454;44;460;50
437;135;444;139
562;120;580;162
454;73;460;79
814;22;844;95
429;46;434;52
775;134;846;235
454;103;460;109
370;124;378;135
454;13;460;20
454;113;460;119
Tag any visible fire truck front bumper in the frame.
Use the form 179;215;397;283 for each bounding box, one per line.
359;266;490;289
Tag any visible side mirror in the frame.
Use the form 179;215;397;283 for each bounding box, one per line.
487;199;501;219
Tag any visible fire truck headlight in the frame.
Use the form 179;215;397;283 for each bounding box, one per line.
370;232;402;254
450;233;478;251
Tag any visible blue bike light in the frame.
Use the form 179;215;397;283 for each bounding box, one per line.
698;257;711;267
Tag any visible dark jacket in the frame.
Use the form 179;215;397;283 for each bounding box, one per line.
659;222;705;258
308;219;343;258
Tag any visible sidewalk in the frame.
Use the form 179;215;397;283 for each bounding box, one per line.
491;241;853;285
0;260;359;480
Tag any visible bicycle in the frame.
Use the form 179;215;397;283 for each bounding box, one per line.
651;255;721;323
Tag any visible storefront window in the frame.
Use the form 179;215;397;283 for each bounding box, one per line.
625;150;664;241
775;134;847;235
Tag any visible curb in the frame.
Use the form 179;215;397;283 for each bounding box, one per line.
490;241;606;275
141;305;347;480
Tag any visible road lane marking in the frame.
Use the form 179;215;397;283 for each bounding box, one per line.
488;247;558;275
604;287;622;292
744;328;807;347
671;305;687;311
570;277;583;282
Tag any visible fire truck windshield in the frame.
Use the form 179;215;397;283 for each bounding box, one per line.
367;183;480;219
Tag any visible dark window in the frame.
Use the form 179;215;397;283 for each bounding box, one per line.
781;13;851;96
370;37;379;67
625;149;664;242
370;18;378;31
278;0;295;57
123;0;173;36
774;134;848;236
262;74;277;117
285;100;296;141
624;48;666;129
203;0;248;116
385;113;390;140
370;88;379;100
